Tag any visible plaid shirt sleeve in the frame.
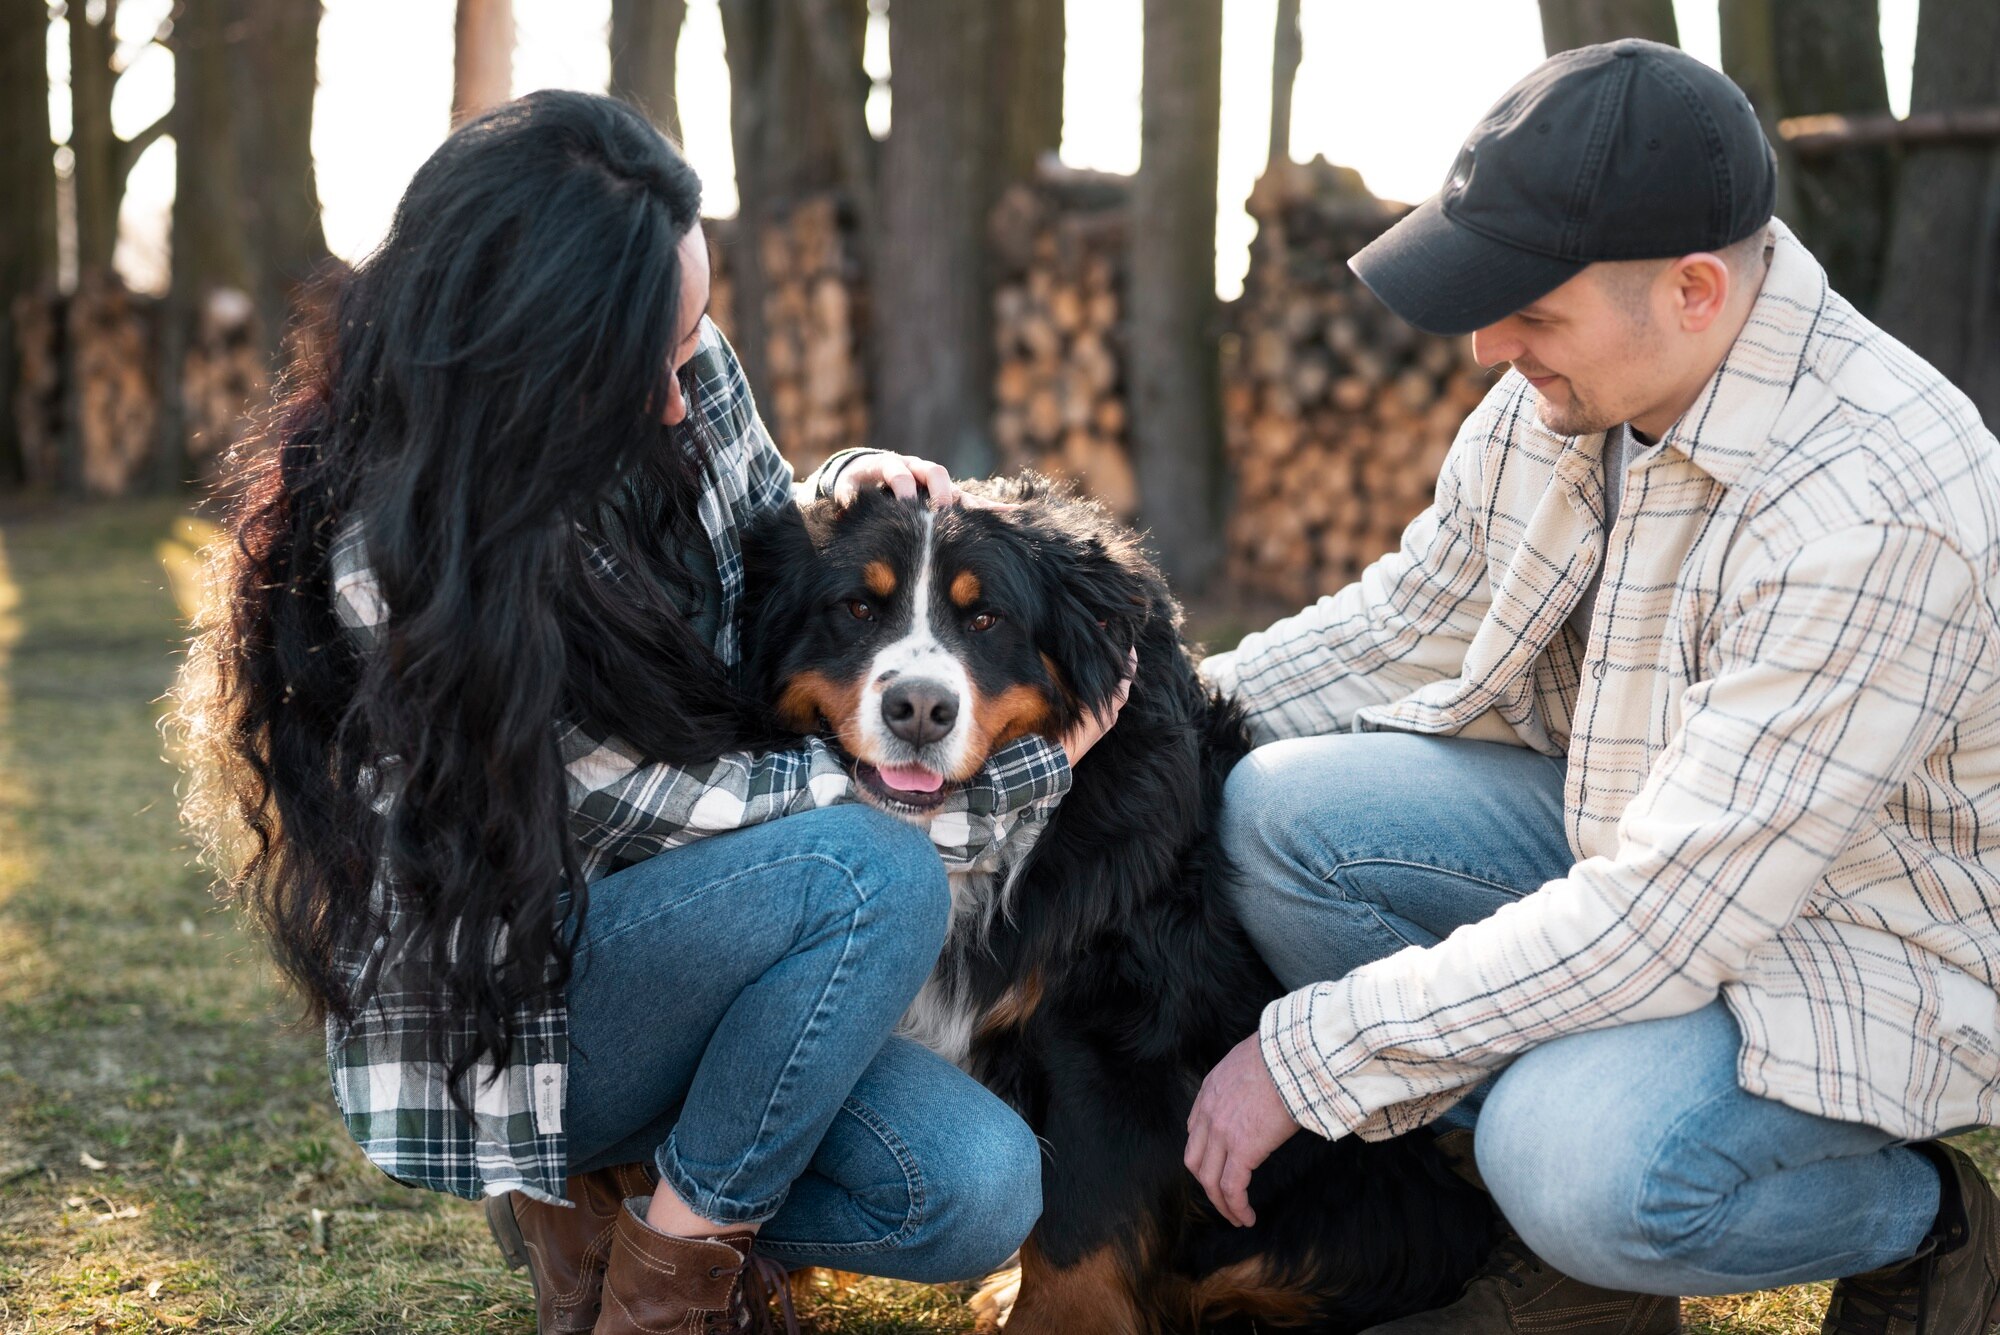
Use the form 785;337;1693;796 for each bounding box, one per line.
1200;388;1504;744
1260;519;1994;1141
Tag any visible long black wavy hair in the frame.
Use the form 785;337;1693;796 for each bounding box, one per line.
174;90;777;1099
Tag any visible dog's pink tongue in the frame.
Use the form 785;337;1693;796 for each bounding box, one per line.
876;763;944;794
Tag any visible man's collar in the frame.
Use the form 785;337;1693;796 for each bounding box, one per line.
1654;217;1828;489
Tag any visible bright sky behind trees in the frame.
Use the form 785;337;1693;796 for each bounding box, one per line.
53;0;1917;301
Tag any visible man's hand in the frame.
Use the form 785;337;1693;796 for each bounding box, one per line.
1184;1032;1302;1228
1058;647;1136;769
830;452;1014;511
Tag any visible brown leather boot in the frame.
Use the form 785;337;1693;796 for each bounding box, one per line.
593;1195;763;1335
485;1162;655;1334
1357;1129;1680;1335
1821;1142;2000;1335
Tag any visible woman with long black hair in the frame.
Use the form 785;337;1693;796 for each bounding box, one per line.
175;90;1125;1333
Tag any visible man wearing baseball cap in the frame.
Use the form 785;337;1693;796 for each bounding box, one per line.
1190;38;2000;1335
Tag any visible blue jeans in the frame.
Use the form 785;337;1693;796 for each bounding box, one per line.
561;804;1041;1282
1219;732;1941;1297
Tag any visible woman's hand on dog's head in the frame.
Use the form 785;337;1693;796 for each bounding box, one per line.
828;451;1019;512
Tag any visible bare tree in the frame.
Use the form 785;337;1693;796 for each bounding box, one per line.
718;0;860;405
230;0;330;355
1269;0;1302;168
1128;0;1225;590
453;0;514;128
873;0;1002;474
68;0;171;279
995;0;1064;184
1874;0;2000;424
156;0;251;490
1716;0;1801;225
1538;0;1678;54
610;0;685;142
1723;0;1892;309
2;0;57;487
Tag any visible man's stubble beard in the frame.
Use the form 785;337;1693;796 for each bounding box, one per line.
1531;379;1623;438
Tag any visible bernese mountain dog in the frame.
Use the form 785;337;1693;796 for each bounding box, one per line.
741;474;1495;1334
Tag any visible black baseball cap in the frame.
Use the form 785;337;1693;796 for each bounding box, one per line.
1350;39;1778;336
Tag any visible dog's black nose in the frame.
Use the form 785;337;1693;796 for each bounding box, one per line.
882;679;959;746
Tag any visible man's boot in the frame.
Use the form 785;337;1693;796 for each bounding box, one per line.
485;1162;656;1333
1356;1128;1681;1335
593;1195;791;1335
1821;1142;2000;1335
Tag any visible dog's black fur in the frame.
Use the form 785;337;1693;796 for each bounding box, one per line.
742;474;1494;1333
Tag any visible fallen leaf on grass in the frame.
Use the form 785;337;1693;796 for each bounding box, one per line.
146;1279;163;1300
79;1150;108;1172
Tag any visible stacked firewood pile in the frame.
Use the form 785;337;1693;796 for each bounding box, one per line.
705;197;870;477
181;287;267;482
11;289;67;489
15;275;167;498
8;276;271;497
69;273;160;496
1224;159;1499;603
989;167;1137;519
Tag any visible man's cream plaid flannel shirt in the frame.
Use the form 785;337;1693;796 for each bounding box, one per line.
1201;218;2000;1145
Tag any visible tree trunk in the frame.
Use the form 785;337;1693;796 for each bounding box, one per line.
610;0;685;142
1717;0;1801;226
1874;0;2000;425
66;0;172;283
1128;0;1224;591
453;0;514;128
1269;0;1302;169
230;0;330;359
1754;0;1894;309
1;0;58;487
1538;0;1678;54
69;0;119;277
719;0;859;408
788;0;876;239
994;0;1064;185
874;0;1000;475
159;0;252;492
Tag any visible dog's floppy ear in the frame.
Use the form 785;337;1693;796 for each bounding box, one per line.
739;501;821;699
1011;500;1160;714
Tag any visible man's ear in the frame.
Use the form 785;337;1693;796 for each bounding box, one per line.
1672;252;1732;332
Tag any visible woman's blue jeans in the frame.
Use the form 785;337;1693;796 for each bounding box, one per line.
562;804;1040;1282
1219;732;1942;1297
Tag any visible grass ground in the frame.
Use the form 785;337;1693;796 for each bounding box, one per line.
0;499;1990;1333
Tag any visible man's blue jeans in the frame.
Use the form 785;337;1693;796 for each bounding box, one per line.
1219;732;1942;1297
560;804;1040;1282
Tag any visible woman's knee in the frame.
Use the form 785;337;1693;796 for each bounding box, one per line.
797;804;951;951
923;1105;1043;1277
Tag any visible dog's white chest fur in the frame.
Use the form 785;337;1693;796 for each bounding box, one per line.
896;866;1002;1069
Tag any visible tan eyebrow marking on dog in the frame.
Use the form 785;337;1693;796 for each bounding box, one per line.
863;561;896;598
950;570;981;607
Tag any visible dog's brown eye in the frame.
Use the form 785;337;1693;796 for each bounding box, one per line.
846;599;875;621
968;612;999;632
